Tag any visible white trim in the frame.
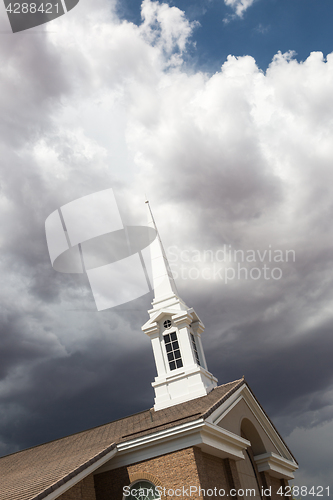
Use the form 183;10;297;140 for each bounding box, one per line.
254;452;298;479
41;447;117;500
117;419;205;452
208;385;245;425
166;371;185;380
118;419;249;455
200;420;250;458
212;394;243;423
160;327;182;373
152;365;218;411
96;419;250;473
207;385;297;466
142;309;185;331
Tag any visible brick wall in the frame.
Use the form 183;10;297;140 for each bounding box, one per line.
56;448;290;500
94;448;201;500
195;450;243;500
93;447;241;500
260;471;290;500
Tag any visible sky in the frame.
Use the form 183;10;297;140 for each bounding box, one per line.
0;0;333;492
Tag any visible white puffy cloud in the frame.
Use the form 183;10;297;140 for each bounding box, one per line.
224;0;257;18
140;0;198;58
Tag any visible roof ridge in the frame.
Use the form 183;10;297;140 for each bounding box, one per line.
202;377;245;419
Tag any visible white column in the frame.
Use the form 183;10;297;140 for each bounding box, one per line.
177;326;195;368
150;332;166;376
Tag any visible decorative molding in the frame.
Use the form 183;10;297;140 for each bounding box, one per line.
212;394;243;424
207;385;298;468
97;419;250;473
191;320;205;336
254;452;298;479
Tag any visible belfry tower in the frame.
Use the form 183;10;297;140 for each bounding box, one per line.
142;202;218;411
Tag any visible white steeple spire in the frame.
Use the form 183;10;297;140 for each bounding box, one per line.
142;202;218;411
145;200;187;312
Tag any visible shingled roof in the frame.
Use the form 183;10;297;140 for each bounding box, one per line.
0;379;244;500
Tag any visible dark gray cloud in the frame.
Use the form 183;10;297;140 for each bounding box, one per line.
0;330;155;456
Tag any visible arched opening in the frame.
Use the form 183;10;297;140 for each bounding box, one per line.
241;418;266;456
236;418;267;496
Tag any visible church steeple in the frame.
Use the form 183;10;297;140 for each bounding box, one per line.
145;200;187;312
142;202;218;411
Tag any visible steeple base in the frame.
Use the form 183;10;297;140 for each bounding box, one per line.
149;293;189;315
152;365;218;411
